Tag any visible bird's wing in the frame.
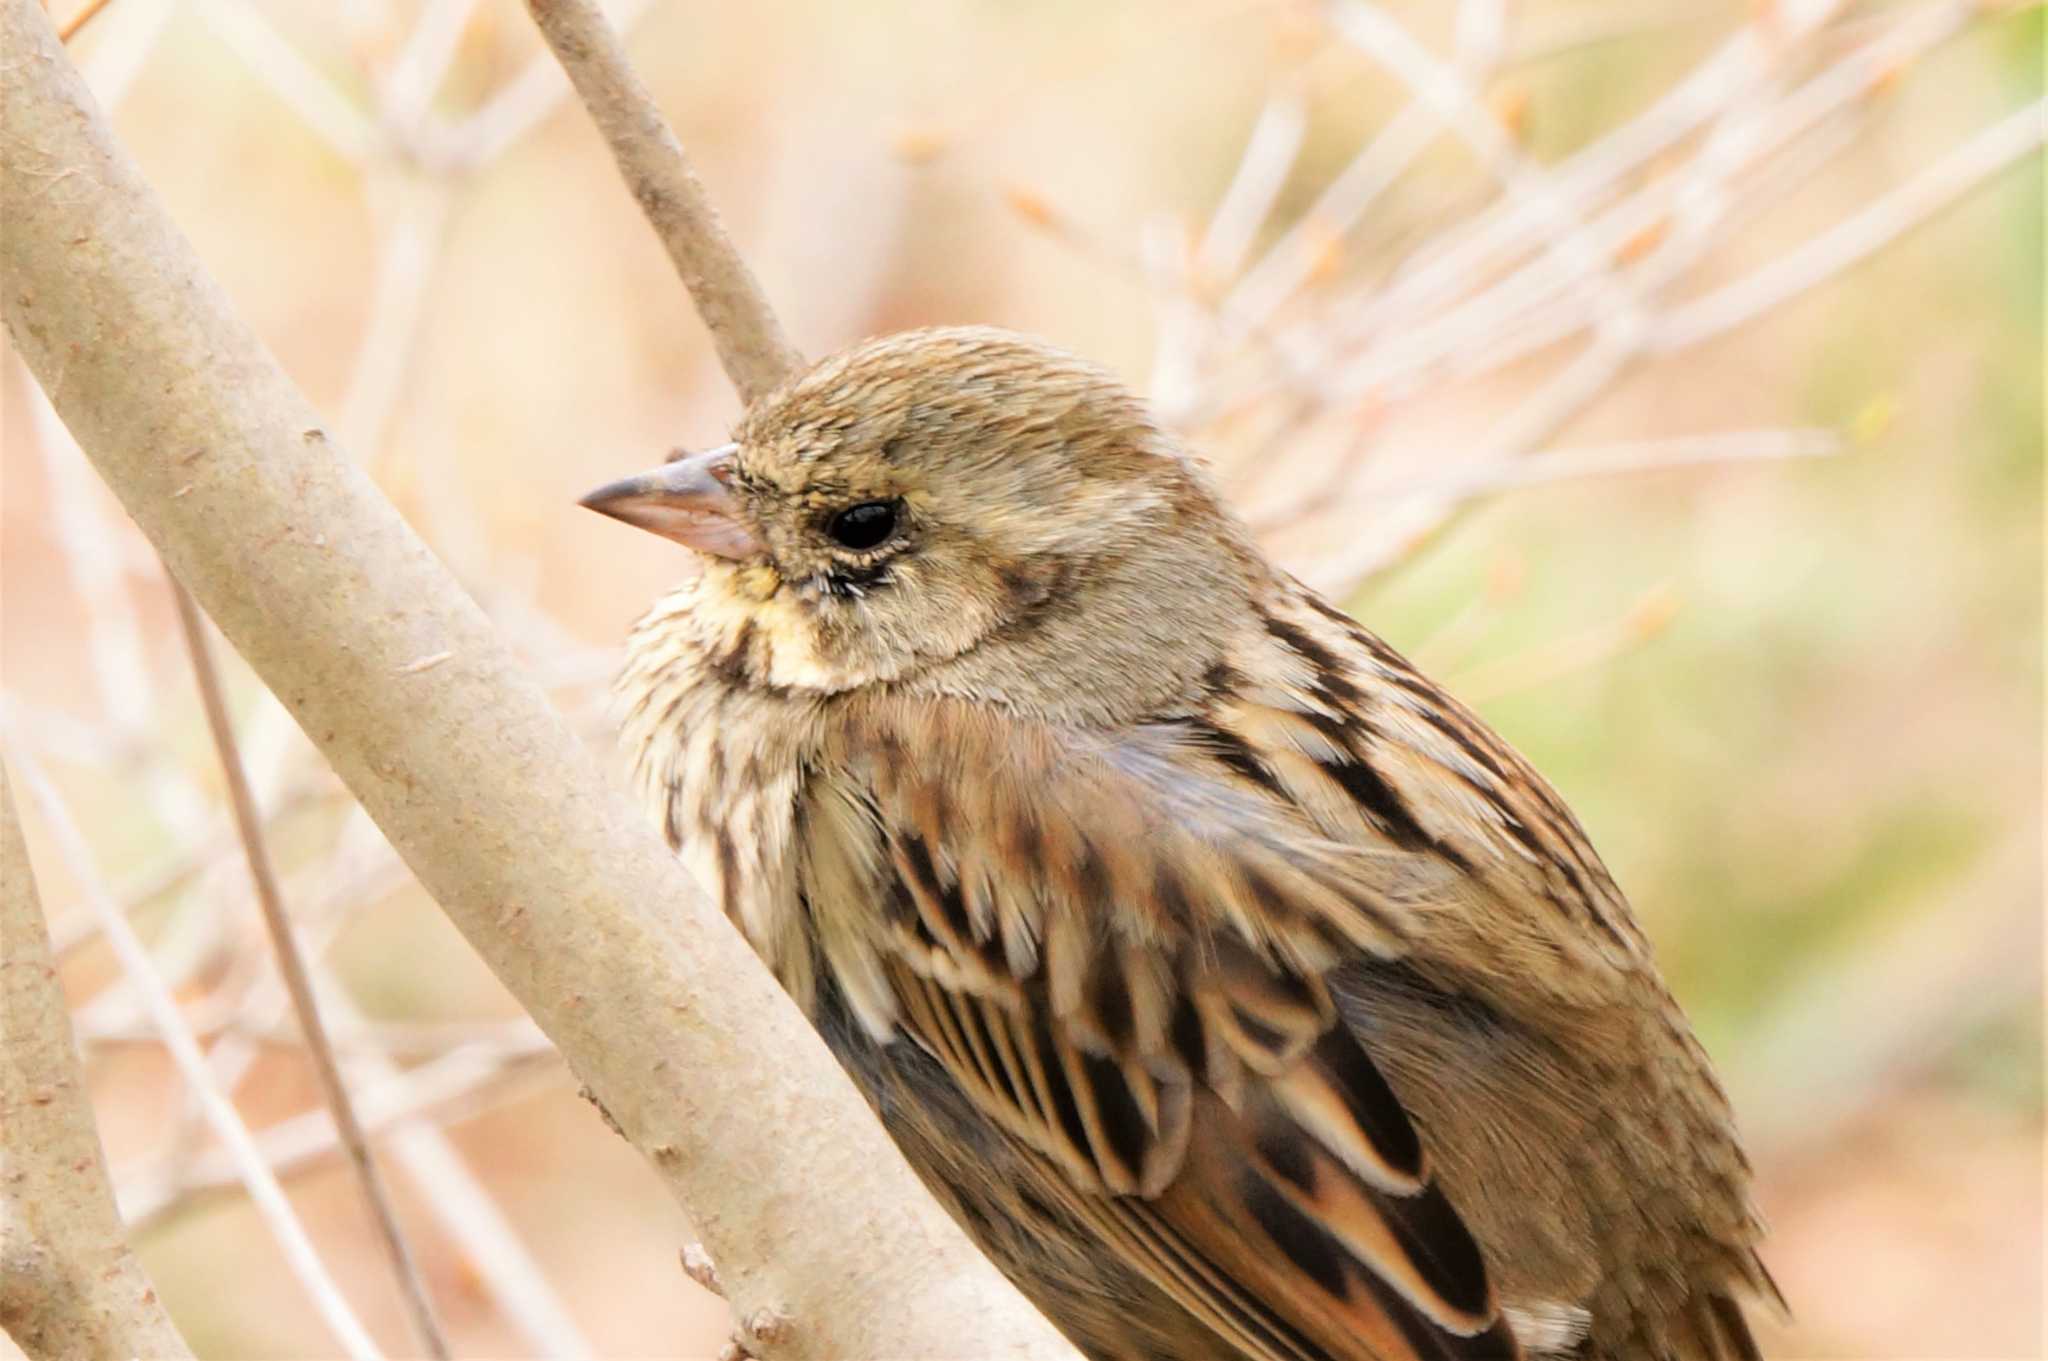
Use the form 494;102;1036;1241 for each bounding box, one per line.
807;693;1521;1361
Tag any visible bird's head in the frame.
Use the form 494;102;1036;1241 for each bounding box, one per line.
584;326;1256;718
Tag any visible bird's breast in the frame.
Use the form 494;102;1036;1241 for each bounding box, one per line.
618;588;826;1002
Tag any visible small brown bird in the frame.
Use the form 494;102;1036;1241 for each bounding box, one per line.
584;327;1779;1361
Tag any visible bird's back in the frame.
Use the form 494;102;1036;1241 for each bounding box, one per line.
1194;580;1777;1359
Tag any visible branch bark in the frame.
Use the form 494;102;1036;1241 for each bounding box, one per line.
1;763;192;1361
0;2;1074;1356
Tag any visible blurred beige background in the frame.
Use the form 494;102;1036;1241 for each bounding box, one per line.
3;1;2041;1357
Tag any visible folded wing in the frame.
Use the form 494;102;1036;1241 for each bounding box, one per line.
807;696;1521;1361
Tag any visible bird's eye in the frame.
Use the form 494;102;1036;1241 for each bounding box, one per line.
824;499;900;551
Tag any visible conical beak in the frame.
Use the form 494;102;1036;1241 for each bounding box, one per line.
578;443;760;559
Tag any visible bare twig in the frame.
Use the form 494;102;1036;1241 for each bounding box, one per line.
1342;427;1842;505
23;375;207;841
1331;0;1854;349
438;0;653;168
45;781;336;960
1408;549;1526;673
1329;0;1646;344
120;1044;561;1229
525;0;803;402
1195;83;1309;290
55;0;113;43
0;761;190;1361
79;1012;551;1059
168;578;451;1360
60;739;591;1357
120;925;596;1357
73;0;172;106
0;3;1076;1353
381;1127;595;1359
378;0;483;131
1653;97;2048;351
1306;330;1638;595
339;174;453;458
190;0;380;162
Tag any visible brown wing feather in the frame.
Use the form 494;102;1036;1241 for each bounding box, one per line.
816;695;1521;1361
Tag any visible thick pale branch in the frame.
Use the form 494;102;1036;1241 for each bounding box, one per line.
0;3;1072;1356
527;0;805;403
0;764;191;1361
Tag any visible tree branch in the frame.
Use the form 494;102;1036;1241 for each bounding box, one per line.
0;2;1073;1356
0;762;191;1361
527;0;804;403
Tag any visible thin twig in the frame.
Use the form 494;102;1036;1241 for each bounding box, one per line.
120;1044;562;1230
168;578;451;1360
339;174;454;458
73;0;171;106
1248;2;1986;591
526;0;803;402
1407;549;1526;673
0;759;191;1361
101;783;594;1360
22;368;207;840
190;0;380;162
45;782;337;960
56;0;113;42
80;1011;552;1058
1342;427;1842;505
114;929;596;1359
1329;0;1646;343
1653;97;2048;351
1312;0;1967;389
1306;330;1637;595
437;0;653;169
1195;83;1310;290
377;0;483;131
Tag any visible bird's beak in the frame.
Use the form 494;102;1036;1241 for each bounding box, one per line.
578;443;760;559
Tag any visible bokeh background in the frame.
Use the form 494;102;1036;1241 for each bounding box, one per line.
3;0;2041;1357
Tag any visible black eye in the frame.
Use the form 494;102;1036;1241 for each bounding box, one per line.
824;499;900;551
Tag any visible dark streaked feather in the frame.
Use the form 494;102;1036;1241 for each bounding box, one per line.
809;695;1520;1361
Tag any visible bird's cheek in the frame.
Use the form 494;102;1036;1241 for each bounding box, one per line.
731;561;783;602
749;600;879;691
906;572;1006;659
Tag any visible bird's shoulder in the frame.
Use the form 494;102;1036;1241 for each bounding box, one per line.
1191;579;1657;1009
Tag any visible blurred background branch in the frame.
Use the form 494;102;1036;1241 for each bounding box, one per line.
168;577;451;1359
2;0;2038;1355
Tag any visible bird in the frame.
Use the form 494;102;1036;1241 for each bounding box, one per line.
581;326;1780;1361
